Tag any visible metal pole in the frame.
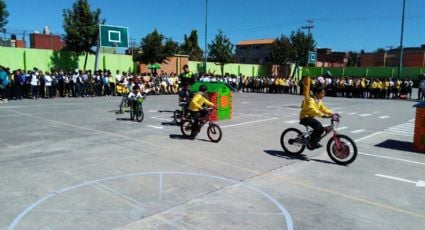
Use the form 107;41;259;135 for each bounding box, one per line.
398;0;406;79
204;0;208;74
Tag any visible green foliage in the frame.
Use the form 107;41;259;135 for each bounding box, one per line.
208;30;234;75
180;30;203;61
290;29;316;66
347;51;359;67
0;0;9;29
62;0;102;56
271;35;295;65
375;48;386;53
133;29;177;65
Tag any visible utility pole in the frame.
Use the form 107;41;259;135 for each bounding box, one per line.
398;0;406;80
204;0;208;74
302;19;314;36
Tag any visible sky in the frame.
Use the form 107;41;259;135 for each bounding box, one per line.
3;0;425;52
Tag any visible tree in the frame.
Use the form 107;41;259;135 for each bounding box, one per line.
290;29;316;67
375;48;386;53
0;0;9;30
180;30;203;61
133;29;178;66
208;30;233;75
271;35;295;65
347;51;360;67
63;0;103;70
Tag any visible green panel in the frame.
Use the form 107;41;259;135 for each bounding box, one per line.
218;108;231;120
188;61;267;76
190;82;232;94
0;47;134;73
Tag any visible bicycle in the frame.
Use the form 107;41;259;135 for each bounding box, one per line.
280;114;358;165
180;107;222;143
129;97;145;122
173;102;188;125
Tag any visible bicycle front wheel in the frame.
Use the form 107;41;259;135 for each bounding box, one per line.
119;98;125;114
174;110;182;124
281;128;305;154
207;123;222;143
327;134;357;165
136;109;144;122
180;120;192;137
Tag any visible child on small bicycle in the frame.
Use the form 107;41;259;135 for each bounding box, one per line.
128;85;145;116
300;86;335;149
188;85;215;139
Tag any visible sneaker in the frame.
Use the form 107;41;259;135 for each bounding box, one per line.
308;142;323;150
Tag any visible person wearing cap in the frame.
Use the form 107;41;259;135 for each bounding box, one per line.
179;65;194;89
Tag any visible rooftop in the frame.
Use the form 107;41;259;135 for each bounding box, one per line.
237;38;275;46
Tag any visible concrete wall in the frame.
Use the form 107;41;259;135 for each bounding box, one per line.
0;47;134;73
189;61;268;76
301;66;425;79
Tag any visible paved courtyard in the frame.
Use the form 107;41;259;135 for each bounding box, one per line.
1;93;424;229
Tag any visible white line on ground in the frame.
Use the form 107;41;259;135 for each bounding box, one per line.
347;112;357;115
382;131;412;136
379;115;390;119
147;125;164;129
241;102;250;104
359;114;372;117
360;152;425;166
151;116;171;121
351;129;366;134
337;126;348;131
232;112;275;118
221;117;278;128
355;131;382;142
375;174;425;187
148;110;158;112
285;120;299;124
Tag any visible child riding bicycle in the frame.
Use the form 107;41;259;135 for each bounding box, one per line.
187;85;215;139
300;86;336;149
128;85;145;117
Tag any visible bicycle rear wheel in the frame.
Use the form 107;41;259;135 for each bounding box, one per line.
180;120;192;137
327;134;357;165
280;128;305;154
207;123;222;143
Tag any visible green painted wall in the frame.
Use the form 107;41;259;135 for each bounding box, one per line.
301;67;425;79
188;61;268;76
0;47;134;73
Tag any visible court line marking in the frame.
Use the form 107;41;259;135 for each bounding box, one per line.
359;152;425;166
221;118;278;128
379;116;390;119
351;129;366;134
359;114;372;117
147;125;164;129
355;131;382;142
337;126;348;131
9;172;294;230
4;107;424;224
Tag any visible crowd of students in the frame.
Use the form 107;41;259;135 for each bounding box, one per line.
0;64;423;103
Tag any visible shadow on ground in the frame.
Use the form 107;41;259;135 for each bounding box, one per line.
116;118;133;122
375;139;424;153
169;134;188;140
264;150;338;165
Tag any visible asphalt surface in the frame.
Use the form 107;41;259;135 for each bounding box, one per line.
0;92;424;230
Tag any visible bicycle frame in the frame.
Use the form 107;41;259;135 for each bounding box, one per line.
299;116;340;146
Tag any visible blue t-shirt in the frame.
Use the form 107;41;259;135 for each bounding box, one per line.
0;70;10;86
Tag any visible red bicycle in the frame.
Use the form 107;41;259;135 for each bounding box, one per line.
180;107;222;143
280;114;358;165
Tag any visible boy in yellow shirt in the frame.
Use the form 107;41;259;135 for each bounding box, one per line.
188;85;215;139
300;87;335;149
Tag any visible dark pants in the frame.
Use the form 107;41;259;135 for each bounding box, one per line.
190;111;200;137
300;117;324;145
